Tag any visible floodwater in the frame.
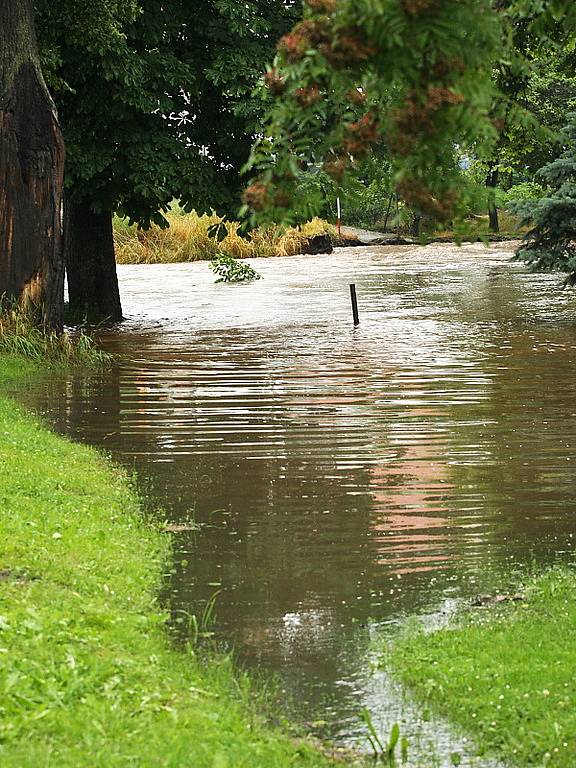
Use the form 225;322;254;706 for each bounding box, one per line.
10;243;576;762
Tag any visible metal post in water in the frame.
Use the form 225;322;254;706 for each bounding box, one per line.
350;284;359;326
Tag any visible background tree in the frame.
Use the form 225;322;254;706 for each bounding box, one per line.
510;47;576;174
244;0;576;225
1;0;65;330
512;115;576;284
453;43;576;236
35;0;297;322
474;3;576;232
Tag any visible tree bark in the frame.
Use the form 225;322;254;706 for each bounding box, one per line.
64;196;123;323
0;0;65;330
486;166;500;233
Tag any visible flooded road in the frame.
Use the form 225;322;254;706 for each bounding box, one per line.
10;242;576;760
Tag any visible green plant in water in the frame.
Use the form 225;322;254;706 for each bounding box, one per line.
209;253;262;283
361;708;404;764
387;722;401;764
360;707;385;758
200;589;221;638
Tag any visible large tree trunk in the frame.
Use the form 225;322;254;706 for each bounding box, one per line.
486;166;500;234
64;196;123;323
0;0;65;331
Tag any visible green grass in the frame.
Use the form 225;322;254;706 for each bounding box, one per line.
0;356;335;767
388;568;576;767
0;307;110;367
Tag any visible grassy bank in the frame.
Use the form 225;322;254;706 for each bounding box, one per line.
0;356;335;767
389;568;576;767
0;308;109;367
113;209;526;266
114;211;342;264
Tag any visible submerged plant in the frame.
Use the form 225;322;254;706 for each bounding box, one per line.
209;253;262;283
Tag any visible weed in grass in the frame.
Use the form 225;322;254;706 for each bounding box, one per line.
360;707;386;757
360;707;405;764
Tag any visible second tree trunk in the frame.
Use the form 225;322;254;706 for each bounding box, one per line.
64;197;123;323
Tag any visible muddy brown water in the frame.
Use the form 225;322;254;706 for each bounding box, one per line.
9;242;576;761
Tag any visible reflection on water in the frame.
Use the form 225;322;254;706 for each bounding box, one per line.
9;242;576;758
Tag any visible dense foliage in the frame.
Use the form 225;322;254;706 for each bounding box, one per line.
500;46;576;176
244;0;576;225
512;115;576;284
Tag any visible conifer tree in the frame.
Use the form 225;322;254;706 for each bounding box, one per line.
513;115;576;285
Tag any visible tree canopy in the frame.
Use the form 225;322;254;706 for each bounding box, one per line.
35;0;298;227
3;0;576;330
32;0;298;321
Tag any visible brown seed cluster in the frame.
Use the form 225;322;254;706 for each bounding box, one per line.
390;86;465;155
243;183;269;212
294;84;322;107
305;0;337;12
245;171;298;211
278;17;375;71
342;111;380;156
492;116;506;133
272;188;291;208
278;19;332;63
323;154;349;181
401;0;441;16
264;69;286;96
432;56;465;80
278;31;310;63
319;27;376;69
427;86;465;109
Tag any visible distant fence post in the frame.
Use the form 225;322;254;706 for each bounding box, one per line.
383;192;394;231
